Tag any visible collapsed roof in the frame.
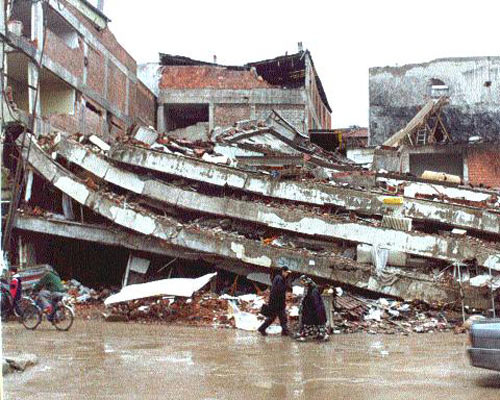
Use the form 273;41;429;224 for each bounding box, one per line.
159;50;332;112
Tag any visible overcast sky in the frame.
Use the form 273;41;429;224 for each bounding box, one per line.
103;0;500;128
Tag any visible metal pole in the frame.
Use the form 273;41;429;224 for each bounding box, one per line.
489;266;496;318
456;263;466;324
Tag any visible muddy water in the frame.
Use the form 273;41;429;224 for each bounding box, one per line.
3;321;500;399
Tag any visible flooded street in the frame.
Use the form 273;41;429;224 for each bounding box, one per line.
3;320;500;399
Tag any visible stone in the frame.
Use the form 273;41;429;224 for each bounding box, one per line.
4;354;38;373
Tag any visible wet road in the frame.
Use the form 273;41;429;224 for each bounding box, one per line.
3;321;500;399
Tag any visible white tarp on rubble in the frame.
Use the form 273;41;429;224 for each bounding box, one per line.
104;273;217;305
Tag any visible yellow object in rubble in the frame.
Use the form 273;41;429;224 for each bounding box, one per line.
382;196;404;205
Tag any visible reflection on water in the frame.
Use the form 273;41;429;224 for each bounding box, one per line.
3;321;498;400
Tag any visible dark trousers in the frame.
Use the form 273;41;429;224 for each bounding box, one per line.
259;308;288;333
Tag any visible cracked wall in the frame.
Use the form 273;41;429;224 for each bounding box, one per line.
370;57;500;145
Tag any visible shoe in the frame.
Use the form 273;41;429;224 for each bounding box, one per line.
258;327;268;336
296;337;306;342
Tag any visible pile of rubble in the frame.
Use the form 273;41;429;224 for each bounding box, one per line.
65;279;468;335
104;292;233;327
332;293;461;335
63;279;110;320
64;279;110;304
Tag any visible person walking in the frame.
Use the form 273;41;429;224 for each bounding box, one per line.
258;266;290;336
296;275;329;341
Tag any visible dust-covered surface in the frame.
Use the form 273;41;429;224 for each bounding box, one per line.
3;320;500;400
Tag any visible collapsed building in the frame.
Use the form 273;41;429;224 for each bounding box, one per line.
368;57;500;188
1;1;500;313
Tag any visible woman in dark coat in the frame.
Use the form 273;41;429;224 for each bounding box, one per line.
296;275;329;341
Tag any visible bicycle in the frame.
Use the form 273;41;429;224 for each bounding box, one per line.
22;292;75;331
0;282;32;322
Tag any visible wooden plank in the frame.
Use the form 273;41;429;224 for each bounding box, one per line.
383;97;448;147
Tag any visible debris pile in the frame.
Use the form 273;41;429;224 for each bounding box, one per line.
64;279;109;304
105;292;233;327
48;275;477;335
63;279;110;320
332;293;462;335
102;289;300;330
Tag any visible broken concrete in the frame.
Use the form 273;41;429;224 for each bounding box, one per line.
17;134;490;306
54;138;500;270
108;143;500;236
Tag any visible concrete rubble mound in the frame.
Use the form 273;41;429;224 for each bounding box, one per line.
9;113;500;317
72;284;468;335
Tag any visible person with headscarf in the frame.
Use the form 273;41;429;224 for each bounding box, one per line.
296;275;329;341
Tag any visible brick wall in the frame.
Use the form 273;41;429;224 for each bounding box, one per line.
135;82;156;127
43;29;84;78
307;65;331;129
106;62;127;116
160;66;274;89
48;113;80;134
256;104;305;132
467;147;500;188
86;46;106;97
214;104;251;127
61;0;137;73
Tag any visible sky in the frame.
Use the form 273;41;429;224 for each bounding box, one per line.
101;0;500;128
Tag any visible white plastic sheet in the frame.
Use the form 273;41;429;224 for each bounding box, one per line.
104;273;217;305
227;301;282;334
227;301;261;331
371;244;389;274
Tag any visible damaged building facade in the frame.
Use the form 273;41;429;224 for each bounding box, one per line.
1;2;500;313
2;0;156;138
139;48;332;141
369;57;500;188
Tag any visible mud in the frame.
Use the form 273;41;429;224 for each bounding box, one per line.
3;321;500;399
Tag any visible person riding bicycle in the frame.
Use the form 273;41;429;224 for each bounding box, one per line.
33;269;65;320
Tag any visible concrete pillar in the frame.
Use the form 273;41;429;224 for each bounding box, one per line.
208;103;215;131
28;65;40;116
463;150;469;182
250;104;256;120
304;54;311;133
29;0;44;119
0;0;5;263
157;104;165;132
82;41;88;85
125;78;130;116
0;0;5;37
31;1;44;46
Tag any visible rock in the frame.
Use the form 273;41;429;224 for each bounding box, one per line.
4;354;38;373
3;359;13;375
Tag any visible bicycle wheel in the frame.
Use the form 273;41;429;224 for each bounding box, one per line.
52;304;74;331
21;303;42;330
14;297;34;319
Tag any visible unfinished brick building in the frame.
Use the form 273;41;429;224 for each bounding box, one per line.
2;0;156;140
139;48;332;141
